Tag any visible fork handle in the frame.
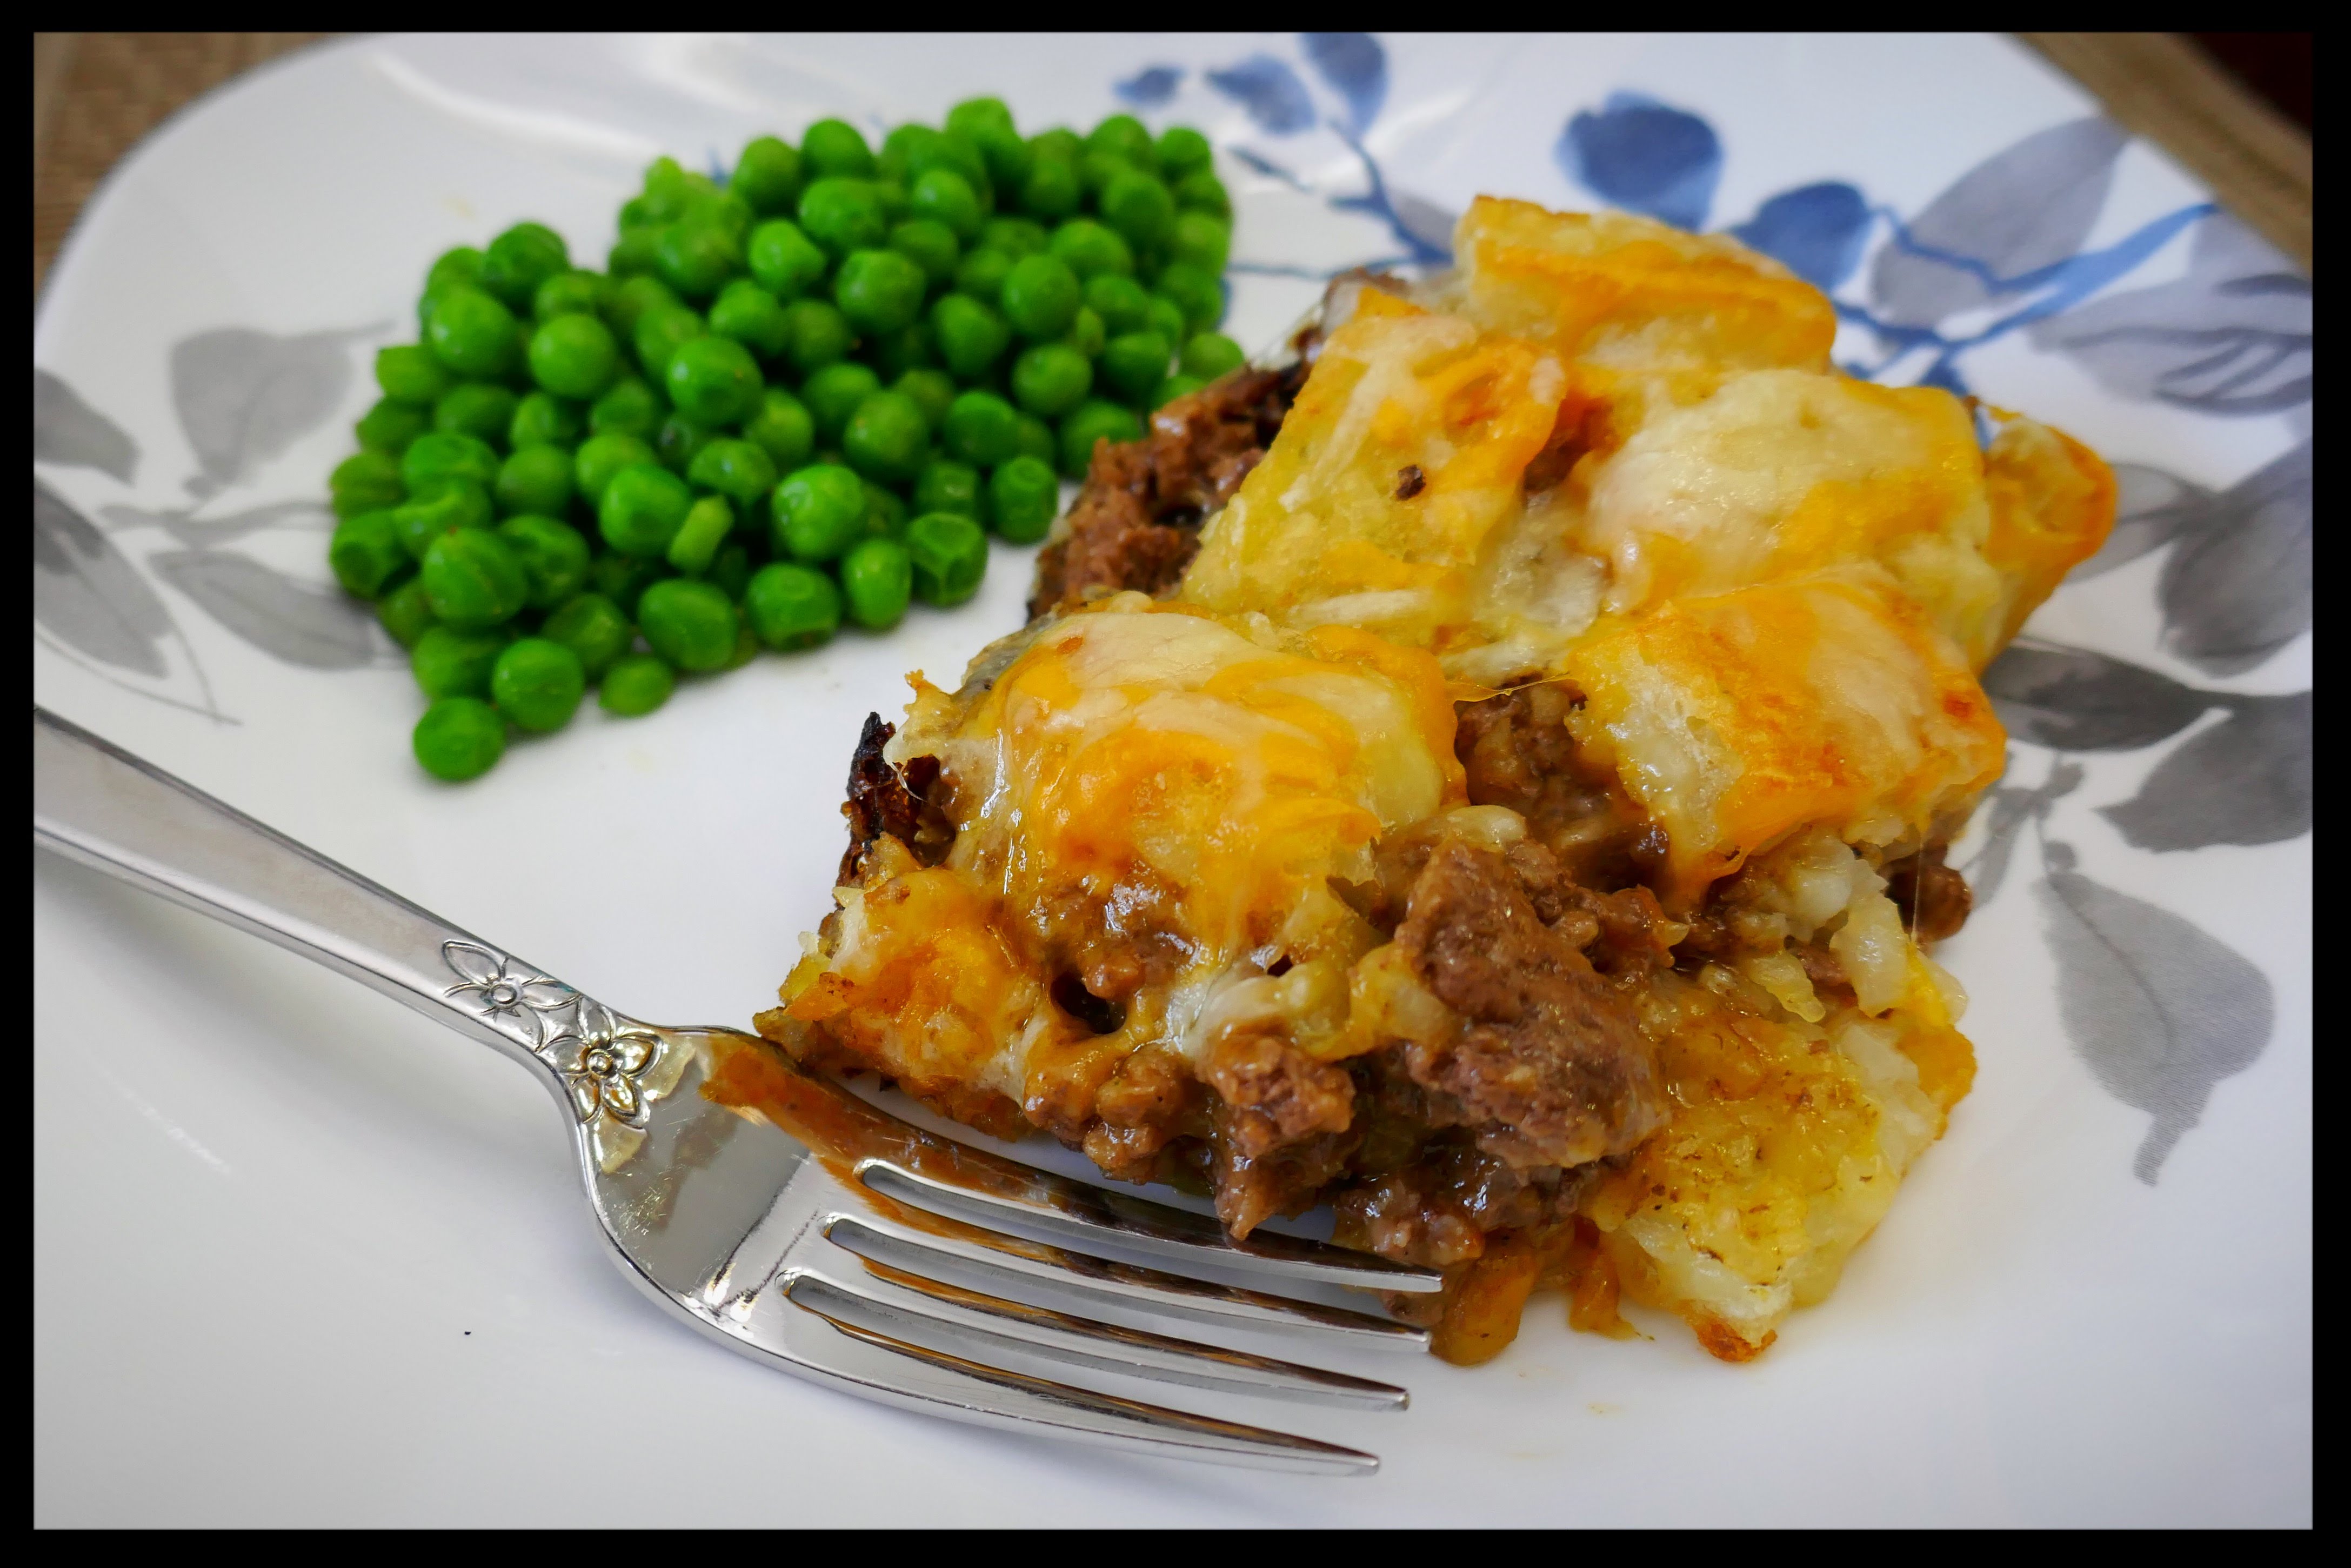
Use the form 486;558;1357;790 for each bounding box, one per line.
33;706;575;1099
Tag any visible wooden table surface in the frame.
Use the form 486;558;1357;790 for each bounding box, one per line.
31;31;2313;304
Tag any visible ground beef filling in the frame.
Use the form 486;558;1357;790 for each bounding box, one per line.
1027;362;1309;618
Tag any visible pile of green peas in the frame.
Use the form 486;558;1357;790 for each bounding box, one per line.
326;99;1247;783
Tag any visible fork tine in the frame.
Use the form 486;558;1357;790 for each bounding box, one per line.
785;1264;1408;1410
760;1282;1382;1474
823;1210;1431;1350
855;1157;1446;1295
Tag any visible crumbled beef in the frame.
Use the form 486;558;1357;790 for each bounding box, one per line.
1392;839;1666;1170
1201;1030;1357;1237
1027;362;1309;618
836;714;953;886
1453;684;1665;890
1886;842;1973;944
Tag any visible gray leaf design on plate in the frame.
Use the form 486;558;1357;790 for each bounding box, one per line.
2100;691;2311;851
101;498;337;550
1204;55;1318;137
2070;462;2216;582
148;549;381;668
2157;439;2310;676
1980;638;2213;751
2036;843;2273;1183
1961;759;2081;907
34;369;139;482
170;326;369;497
34;478;171;676
2027;213;2309;414
1869;117;2125;328
1300;32;1387;134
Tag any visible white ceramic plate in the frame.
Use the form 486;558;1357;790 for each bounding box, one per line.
34;32;2310;1526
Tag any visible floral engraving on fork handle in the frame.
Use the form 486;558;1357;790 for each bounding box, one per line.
440;939;664;1135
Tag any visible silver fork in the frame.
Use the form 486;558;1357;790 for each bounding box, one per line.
32;708;1442;1475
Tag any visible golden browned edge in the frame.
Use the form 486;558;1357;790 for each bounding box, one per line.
2020;32;2311;271
34;32;340;301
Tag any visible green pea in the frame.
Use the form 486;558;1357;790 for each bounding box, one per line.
575;432;657;508
797;177;890;260
741;388;815;472
1180;331;1245;382
1030;126;1083;166
708;278;792;359
1000;252;1081;339
433;382;518;444
989;455;1061;543
889;218;961;289
941;389;1020;466
863;479;907;539
979;216;1048;257
533;269;605;322
629;303;702;385
967;125;1031;195
684;439;776;509
904;512;989;607
1087;114;1156;170
773;463;868;563
1078;148;1135;200
589;551;665;619
413;697;506;782
412;624;509;699
1016;155;1081;220
607;227;662;279
663;493;732;575
1153;372;1207;408
742;562;840;649
929;292;1011;382
402;431;501;492
542;592;632;681
376;343;452;406
422;245;484;306
589;376;663;442
506;390;577;449
1012;412;1057;465
355;398;429;457
495;444;576;518
839;537;913;630
377;575;436;649
479;222;569;311
1061;305;1106;362
1051;219;1133;282
497;514;592;609
834;248;929;335
636;577;737;672
733;135;805;216
1168;211;1231;276
392;478;493;561
526;313;620;400
420;526;530;629
662;335;760;425
865;329;930;388
803;362;884;442
746;219;829;302
953;246;1013;305
657;413;717;474
598;652;676;717
329;511;408;598
603;275;680;340
1155;125;1213;179
1012;343;1092;418
1156;262;1225;333
894;369;958;433
1083;273;1154;337
913;129;992;201
945;96;1016;139
1059;399;1144;478
426;286;520;379
801;118;876;180
1101;330;1173;404
1100;169;1177;253
653;219;742;301
870;178;911;224
906;168;982;244
331;452;405;518
1146;292;1188;349
1174;170;1230;220
599;463;694;558
487;637;584;733
842;391;931;484
782;297;854;375
913;458;984;522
